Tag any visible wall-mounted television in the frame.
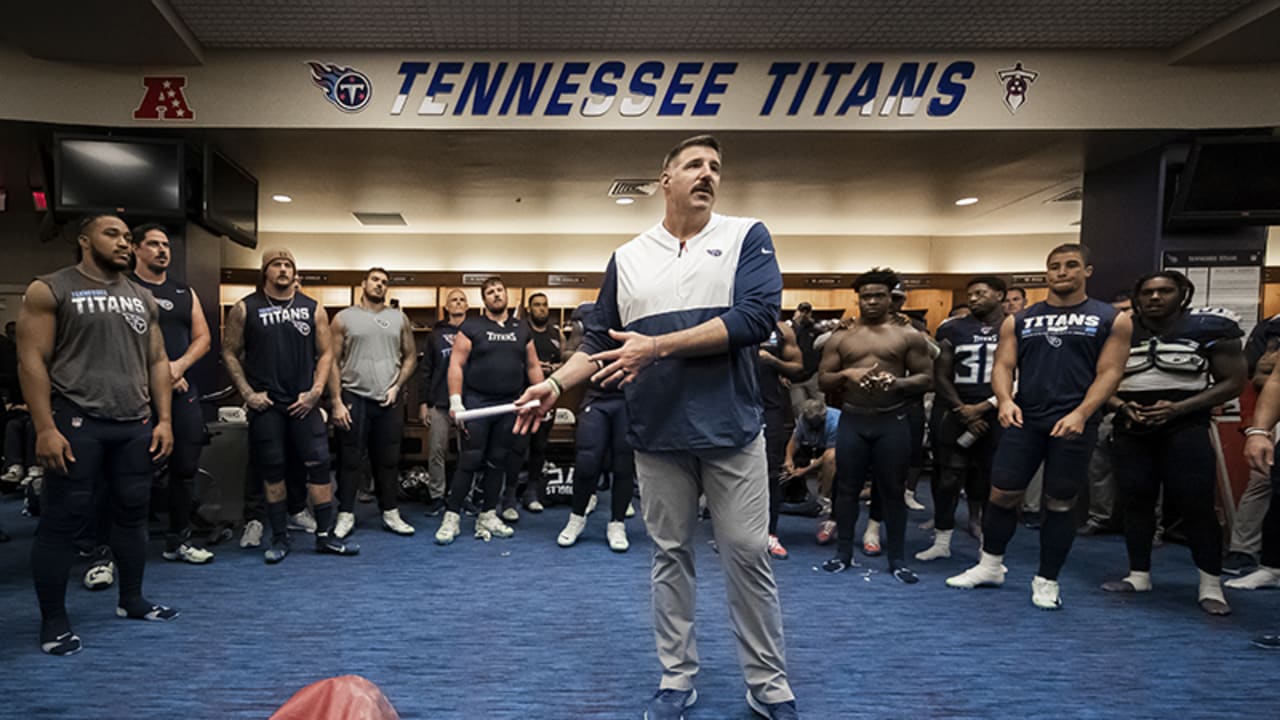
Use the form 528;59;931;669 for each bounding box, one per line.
203;147;258;248
1169;136;1280;226
54;135;185;218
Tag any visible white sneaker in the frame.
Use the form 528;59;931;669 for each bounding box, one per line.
240;519;264;548
163;543;214;564
607;521;630;552
1225;567;1280;590
1;464;20;485
476;510;514;540
1031;575;1063;610
915;543;952;561
558;513;588;547
625;501;636;518
501;506;520;523
585;494;598;515
382;508;415;536
84;560;115;590
334;511;356;539
435;511;461;545
946;559;1007;588
288;509;317;534
526;500;545;513
905;489;926;511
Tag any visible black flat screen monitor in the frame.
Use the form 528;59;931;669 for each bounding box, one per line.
54;136;184;218
204;148;258;248
1170;136;1280;226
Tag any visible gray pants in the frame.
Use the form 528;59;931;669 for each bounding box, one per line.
1229;467;1274;558
635;434;793;704
788;375;822;421
1086;414;1117;526
427;406;452;501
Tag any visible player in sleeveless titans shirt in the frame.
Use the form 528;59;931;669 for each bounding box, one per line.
434;276;543;544
503;291;564;520
758;316;805;560
558;302;637;552
948;244;1131;610
916;276;1007;562
18;214;176;655
328;268;418;539
1102;271;1243;615
222;248;357;563
128;224;214;565
417;287;468;513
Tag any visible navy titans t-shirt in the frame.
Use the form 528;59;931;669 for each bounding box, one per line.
1014;298;1117;421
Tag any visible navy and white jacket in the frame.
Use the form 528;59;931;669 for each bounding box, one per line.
581;213;782;452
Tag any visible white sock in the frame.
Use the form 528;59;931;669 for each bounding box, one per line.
978;550;1004;572
1198;570;1226;603
1123;570;1152;592
864;519;881;541
933;529;953;548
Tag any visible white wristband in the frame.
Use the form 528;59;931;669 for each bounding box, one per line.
449;394;465;413
986;396;999;408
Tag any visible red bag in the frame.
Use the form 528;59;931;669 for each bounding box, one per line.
270;675;399;720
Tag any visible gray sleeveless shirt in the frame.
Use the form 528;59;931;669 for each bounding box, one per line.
39;266;157;420
336;305;406;401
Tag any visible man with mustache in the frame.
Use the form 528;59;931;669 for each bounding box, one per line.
515;136;798;720
18;214;176;655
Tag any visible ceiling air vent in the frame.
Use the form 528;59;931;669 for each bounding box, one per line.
353;212;408;226
1045;187;1084;203
608;179;659;198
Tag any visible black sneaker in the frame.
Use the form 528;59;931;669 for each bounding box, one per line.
116;603;180;622
422;498;446;517
1223;551;1258;576
264;535;291;564
892;566;920;584
1022;512;1041;530
819;557;854;574
1251;634;1280;650
316;532;360;556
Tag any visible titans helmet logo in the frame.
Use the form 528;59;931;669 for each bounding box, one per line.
307;61;372;112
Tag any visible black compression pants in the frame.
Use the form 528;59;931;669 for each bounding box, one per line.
32;397;156;625
571;394;635;522
834;408;910;566
764;408;791;535
931;407;998;531
507;413;556;506
164;385;204;537
447;395;517;514
336;391;403;513
1111;423;1223;575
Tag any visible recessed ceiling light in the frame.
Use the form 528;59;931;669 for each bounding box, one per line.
955;197;979;206
615;197;635;205
271;194;292;203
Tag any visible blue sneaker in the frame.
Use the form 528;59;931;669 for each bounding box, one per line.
747;691;799;719
643;688;697;719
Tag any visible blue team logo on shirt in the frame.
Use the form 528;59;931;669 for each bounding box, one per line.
706;248;723;257
308;61;372;112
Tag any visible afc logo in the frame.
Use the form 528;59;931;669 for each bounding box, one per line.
307;61;372;112
996;63;1038;115
133;77;195;121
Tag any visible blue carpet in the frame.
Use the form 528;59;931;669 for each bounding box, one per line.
0;487;1275;719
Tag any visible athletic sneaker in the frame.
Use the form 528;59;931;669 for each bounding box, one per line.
422;498;446;517
1031;575;1063;610
904;489;926;511
643;688;697;720
83;549;116;590
116;603;180;621
382;508;415;535
475;510;514;540
239;519;264;548
1222;551;1258;576
1225;567;1280;590
861;537;882;557
819;557;853;574
946;560;1007;589
264;535;290;564
626;501;636;518
585;494;598;515
334;511;356;539
0;464;21;487
41;630;82;656
815;519;836;546
288;508;317;534
607;521;629;552
558;513;587;547
316;532;360;555
914;542;951;561
746;690;799;719
892;566;919;584
767;534;789;560
435;511;462;545
1252;634;1280;649
501;506;520;523
162;542;214;564
525;500;545;513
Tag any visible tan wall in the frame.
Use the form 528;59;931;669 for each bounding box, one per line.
224;230;1076;275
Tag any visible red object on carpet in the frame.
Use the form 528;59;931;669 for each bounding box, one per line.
270;675;400;720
